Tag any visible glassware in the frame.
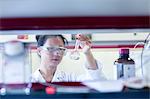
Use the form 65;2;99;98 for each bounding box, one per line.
69;40;80;60
114;48;135;80
0;40;31;95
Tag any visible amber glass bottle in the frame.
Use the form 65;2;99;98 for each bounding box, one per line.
114;48;135;79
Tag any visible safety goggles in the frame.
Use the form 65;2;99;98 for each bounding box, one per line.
41;46;67;55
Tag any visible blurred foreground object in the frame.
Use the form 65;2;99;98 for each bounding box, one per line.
0;40;31;95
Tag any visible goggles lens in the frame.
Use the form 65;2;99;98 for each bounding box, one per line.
42;46;67;54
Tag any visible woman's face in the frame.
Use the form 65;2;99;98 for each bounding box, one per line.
39;37;65;68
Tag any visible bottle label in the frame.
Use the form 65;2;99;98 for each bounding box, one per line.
115;63;135;79
123;64;135;79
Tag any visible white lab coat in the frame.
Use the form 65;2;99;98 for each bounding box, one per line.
32;60;106;83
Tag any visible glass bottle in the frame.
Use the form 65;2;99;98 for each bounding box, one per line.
114;48;135;80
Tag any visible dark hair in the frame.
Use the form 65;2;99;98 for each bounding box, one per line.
36;35;68;47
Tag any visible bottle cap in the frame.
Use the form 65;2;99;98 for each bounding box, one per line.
119;48;129;54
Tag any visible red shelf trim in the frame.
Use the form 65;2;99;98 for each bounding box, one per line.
0;16;149;30
29;45;144;50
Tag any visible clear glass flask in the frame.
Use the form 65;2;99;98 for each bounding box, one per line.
69;40;80;60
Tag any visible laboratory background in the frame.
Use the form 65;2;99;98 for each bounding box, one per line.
0;0;149;99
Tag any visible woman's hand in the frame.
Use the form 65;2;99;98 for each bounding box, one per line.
75;34;92;54
75;34;97;70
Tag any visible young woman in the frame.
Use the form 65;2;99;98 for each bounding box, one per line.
32;34;106;82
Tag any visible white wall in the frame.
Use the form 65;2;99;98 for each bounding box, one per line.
0;0;149;18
